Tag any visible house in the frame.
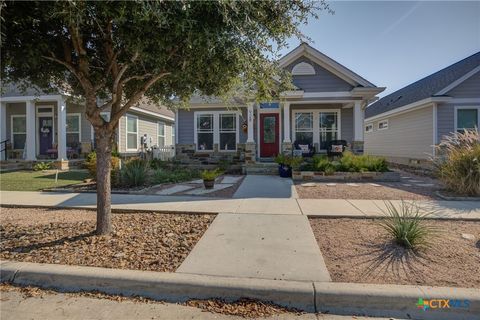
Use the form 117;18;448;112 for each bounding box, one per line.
174;43;385;166
0;84;175;167
364;52;480;167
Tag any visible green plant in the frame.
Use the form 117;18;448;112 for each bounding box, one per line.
218;159;232;172
338;151;388;172
312;155;330;171
324;164;336;175
201;168;222;181
33;162;53;171
377;201;436;250
83;151;120;179
433;128;480;196
120;158;149;187
150;159;169;170
152;168;200;184
274;154;287;165
274;154;303;168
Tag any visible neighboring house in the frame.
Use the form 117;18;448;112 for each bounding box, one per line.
175;43;385;165
0;84;175;164
364;52;480;167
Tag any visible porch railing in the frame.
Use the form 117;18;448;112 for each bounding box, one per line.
152;145;175;161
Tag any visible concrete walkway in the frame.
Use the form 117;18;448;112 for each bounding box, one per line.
233;175;298;199
177;213;331;282
1;191;479;219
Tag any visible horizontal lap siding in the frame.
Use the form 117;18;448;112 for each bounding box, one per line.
285;57;353;92
364;106;434;159
446;71;480;98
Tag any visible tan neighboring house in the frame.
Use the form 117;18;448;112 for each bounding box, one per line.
0;84;175;165
364;52;480;167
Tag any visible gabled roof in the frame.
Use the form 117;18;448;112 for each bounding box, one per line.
366;51;480;119
279;42;377;88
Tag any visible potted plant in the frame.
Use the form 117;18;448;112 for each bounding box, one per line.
274;154;303;178
201;168;222;189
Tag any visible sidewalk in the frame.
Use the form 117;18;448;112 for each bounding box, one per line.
1;191;479;219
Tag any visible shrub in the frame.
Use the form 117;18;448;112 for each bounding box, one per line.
338;151;388;172
33;162;53;171
201;168;222;181
377;201;436;250
152;168;200;184
275;154;303;168
120;158;149;187
83;151;120;180
150;158;169;170
324;164;336;175
312;155;329;171
433;128;480;196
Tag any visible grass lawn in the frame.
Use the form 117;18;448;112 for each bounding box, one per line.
0;170;89;191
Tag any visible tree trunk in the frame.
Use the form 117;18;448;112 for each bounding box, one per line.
95;127;113;235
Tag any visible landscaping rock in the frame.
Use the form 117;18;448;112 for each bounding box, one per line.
462;233;475;240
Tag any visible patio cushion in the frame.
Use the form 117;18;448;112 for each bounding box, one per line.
331;145;343;153
298;144;310;153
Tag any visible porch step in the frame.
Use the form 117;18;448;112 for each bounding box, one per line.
242;163;278;175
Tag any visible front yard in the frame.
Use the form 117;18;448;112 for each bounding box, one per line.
0;170;89;191
309;217;480;288
0;207;214;272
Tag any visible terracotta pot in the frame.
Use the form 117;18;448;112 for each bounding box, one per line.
203;179;215;189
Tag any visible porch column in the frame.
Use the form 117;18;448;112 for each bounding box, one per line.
283;101;291;143
57;97;67;160
0;102;6;160
25;100;36;160
246;102;254;143
353;100;364;141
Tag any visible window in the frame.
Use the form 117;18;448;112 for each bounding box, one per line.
66;114;81;148
219;114;236;151
456;108;479;132
365;123;373;133
319;111;339;150
11;115;26;149
126;114;138;150
378;120;389;130
194;112;239;152
157;121;165;147
196;114;214;151
295;112;313;145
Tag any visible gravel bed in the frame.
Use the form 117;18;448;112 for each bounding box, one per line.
310;218;480;288
0;207;214;272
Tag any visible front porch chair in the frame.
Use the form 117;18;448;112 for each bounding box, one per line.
293;140;315;157
326;140;347;157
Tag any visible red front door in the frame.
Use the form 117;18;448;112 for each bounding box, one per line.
260;113;279;157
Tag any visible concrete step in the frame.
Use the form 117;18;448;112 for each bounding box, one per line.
242;163;279;175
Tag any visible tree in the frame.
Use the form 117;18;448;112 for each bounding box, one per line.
1;0;327;234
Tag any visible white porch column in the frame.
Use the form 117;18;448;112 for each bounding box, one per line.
283;101;291;143
0;102;6;160
25;100;36;160
57;97;67;160
353;100;364;141
246;103;255;143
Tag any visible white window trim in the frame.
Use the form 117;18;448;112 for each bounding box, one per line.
365;123;373;133
454;106;480;132
157;121;165;147
292;109;341;151
193;110;240;152
11;115;26;150
125;114;139;151
66;113;82;146
377;119;389;131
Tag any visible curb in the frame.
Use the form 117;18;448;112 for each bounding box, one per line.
2;261;480;319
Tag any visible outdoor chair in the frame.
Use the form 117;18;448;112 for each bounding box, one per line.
326;140;347;157
293;140;315;157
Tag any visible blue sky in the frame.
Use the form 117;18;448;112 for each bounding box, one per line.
279;1;480;97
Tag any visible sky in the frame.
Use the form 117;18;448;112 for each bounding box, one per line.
278;1;480;97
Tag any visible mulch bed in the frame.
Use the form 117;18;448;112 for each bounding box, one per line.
0;283;302;318
0;207;214;272
309;218;480;288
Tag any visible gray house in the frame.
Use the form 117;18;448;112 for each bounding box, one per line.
365;52;480;167
175;43;385;165
0;85;175;167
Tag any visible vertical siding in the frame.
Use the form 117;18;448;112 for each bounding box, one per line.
285;57;354;92
446;71;480;98
364;106;434;159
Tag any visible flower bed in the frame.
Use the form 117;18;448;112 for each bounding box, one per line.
293;170;400;181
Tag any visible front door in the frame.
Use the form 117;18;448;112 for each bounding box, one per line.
38;116;53;155
260;113;279;157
